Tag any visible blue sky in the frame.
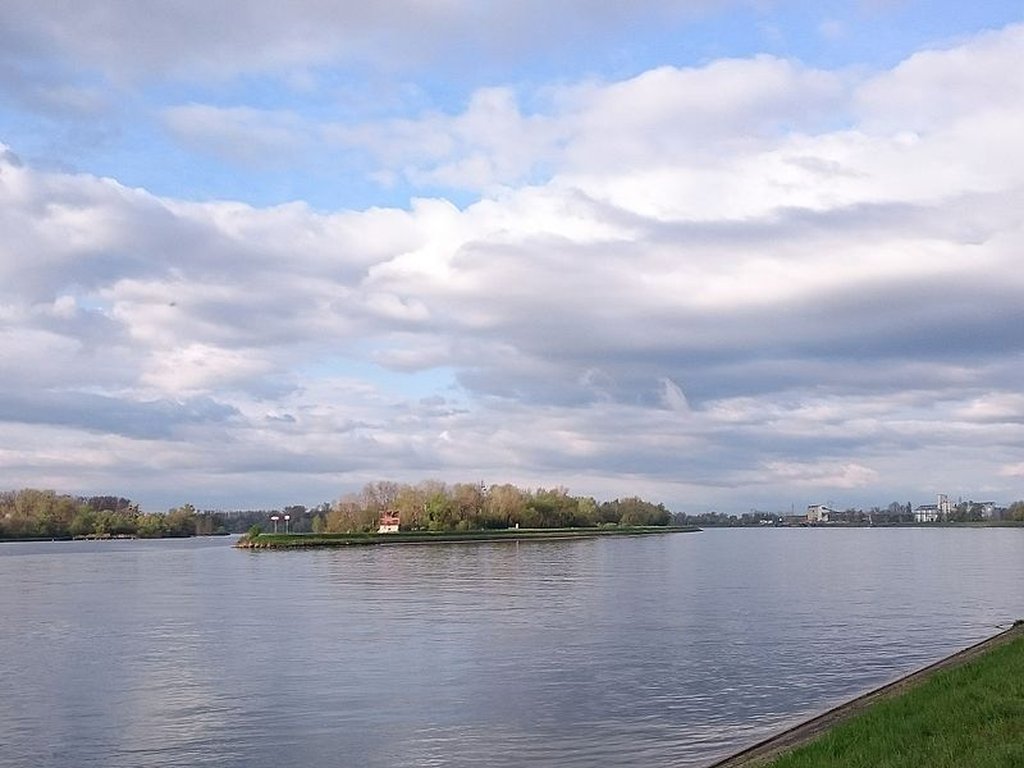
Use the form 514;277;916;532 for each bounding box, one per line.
1;1;1023;512
4;1;1019;209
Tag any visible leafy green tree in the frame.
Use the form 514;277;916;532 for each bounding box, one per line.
484;484;526;527
394;483;430;530
164;504;197;537
523;487;578;528
600;497;671;526
575;496;599;527
451;482;485;528
136;513;165;538
326;497;376;533
194;511;227;535
1008;501;1024;522
104;509;137;536
68;510;97;538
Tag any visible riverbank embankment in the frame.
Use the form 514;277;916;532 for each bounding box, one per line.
235;525;699;549
709;621;1024;767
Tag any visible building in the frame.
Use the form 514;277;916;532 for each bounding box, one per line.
377;511;400;533
806;504;834;524
915;494;952;523
937;494;952;517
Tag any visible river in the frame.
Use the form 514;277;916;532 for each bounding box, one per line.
1;527;1022;767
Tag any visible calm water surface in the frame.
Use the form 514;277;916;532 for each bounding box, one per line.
2;528;1023;767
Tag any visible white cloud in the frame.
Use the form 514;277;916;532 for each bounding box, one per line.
139;343;274;395
3;22;1024;509
660;378;692;413
328;86;569;191
315;24;1024;222
955;394;1024;424
330;55;845;194
761;460;879;489
854;23;1024;133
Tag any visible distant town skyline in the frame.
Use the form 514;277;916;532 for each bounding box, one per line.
1;2;1023;511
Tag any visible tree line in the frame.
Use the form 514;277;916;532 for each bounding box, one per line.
304;481;673;534
673;500;1024;527
6;484;1023;541
0;490;226;540
0;482;675;540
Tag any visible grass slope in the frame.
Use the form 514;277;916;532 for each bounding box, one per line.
764;632;1024;768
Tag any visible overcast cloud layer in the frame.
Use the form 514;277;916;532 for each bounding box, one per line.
2;2;1023;512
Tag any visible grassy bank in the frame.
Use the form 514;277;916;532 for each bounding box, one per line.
729;624;1024;768
236;525;699;548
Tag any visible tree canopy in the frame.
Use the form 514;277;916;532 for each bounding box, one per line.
320;481;673;533
0;490;224;540
0;482;678;540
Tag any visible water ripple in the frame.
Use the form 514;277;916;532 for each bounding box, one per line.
1;529;1022;767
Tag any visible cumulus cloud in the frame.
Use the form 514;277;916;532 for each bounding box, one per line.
329;87;570;191
329;55;845;193
761;461;879;489
2;22;1024;509
854;24;1024;133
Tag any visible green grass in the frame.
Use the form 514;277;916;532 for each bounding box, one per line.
764;634;1024;768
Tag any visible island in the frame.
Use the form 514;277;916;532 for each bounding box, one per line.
235;524;700;549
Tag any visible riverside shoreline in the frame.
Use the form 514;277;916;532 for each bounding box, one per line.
708;622;1024;767
235;525;699;549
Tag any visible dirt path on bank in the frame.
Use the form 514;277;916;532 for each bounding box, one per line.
706;622;1024;768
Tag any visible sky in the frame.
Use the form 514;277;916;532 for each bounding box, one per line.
1;1;1023;513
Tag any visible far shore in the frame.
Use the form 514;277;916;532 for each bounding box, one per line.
0;532;232;544
235;525;700;549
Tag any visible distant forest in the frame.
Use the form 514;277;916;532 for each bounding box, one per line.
0;490;224;540
5;484;1021;541
0;482;674;540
